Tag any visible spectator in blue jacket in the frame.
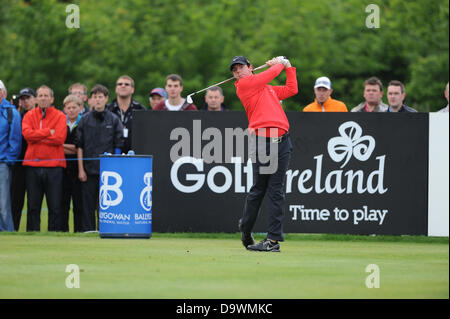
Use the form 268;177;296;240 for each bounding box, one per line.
0;83;22;231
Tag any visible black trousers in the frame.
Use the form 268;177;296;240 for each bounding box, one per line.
80;174;99;232
240;134;292;242
26;167;63;232
10;162;26;231
61;169;83;232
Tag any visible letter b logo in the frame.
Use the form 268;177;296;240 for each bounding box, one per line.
100;171;123;210
140;172;152;211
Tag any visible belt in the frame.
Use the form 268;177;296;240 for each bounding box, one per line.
256;132;290;143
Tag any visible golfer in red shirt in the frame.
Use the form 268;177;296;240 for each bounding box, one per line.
231;56;298;252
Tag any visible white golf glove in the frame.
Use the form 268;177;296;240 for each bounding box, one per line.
274;56;285;63
274;56;290;66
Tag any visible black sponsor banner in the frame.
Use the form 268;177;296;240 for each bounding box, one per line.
133;111;428;235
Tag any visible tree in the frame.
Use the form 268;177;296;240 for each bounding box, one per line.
0;0;448;112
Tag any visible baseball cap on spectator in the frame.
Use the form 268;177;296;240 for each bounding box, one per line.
314;76;332;90
230;56;250;71
149;88;168;99
18;87;37;98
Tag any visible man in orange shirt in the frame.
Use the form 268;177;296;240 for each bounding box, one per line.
303;77;347;112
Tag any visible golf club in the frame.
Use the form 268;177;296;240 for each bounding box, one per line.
186;64;269;104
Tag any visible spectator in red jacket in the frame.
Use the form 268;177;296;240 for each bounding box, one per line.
22;85;67;232
231;55;298;252
154;74;197;111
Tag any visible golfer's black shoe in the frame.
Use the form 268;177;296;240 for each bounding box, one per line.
241;232;255;248
238;218;254;248
247;238;280;252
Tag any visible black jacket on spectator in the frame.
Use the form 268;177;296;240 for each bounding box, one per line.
10;109;31;230
386;104;418;112
107;98;146;153
75;109;124;175
202;103;228;111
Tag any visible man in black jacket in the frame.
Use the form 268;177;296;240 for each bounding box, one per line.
10;88;36;230
386;80;418;112
107;75;146;154
76;84;123;232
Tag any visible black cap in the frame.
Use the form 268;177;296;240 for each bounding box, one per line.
18;88;36;98
229;56;250;71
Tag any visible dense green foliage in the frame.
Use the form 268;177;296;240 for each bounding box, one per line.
1;0;448;111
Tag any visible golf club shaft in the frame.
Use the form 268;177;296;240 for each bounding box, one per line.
192;64;268;96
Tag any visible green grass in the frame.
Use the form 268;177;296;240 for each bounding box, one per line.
0;231;448;299
3;206;448;298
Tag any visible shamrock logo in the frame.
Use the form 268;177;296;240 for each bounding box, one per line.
327;121;375;168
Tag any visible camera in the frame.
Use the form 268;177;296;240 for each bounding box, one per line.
11;94;20;109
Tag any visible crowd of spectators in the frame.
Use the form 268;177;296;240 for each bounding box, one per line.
0;74;448;232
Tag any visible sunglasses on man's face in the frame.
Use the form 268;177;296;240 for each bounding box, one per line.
117;82;131;87
70;91;86;96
